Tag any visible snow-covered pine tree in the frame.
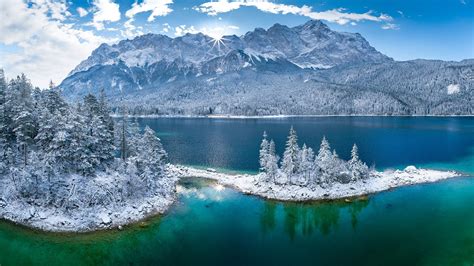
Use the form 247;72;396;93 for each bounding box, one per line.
141;126;168;171
327;149;350;183
99;88;115;139
82;94;115;166
132;126;168;189
259;131;270;173
0;69;7;172
316;136;336;185
89;115;115;166
281;126;300;184
348;144;369;181
9;75;36;165
299;144;315;186
266;139;279;183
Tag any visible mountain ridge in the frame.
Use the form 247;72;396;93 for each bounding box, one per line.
60;20;473;116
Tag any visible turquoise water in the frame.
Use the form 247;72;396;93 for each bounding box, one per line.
0;117;473;265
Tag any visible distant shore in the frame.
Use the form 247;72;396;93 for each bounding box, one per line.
112;114;474;119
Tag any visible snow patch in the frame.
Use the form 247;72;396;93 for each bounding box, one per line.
447;84;460;94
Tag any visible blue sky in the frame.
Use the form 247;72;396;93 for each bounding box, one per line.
0;0;473;87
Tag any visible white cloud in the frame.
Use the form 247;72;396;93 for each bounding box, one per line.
381;23;399;30
0;0;114;88
77;7;89;17
125;0;173;22
194;0;392;25
161;23;171;33
174;25;199;36
91;0;121;30
121;19;144;38
30;0;72;21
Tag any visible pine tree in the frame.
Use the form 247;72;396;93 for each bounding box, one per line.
9;75;36;165
99;88;114;137
348;144;369;181
316;136;332;162
140;126;167;172
259;131;269;173
316;136;334;184
82;94;115;166
0;69;7;171
266;140;279;183
281;126;300;184
299;144;315;186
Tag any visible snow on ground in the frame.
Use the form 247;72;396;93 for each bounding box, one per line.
0;171;178;233
0;165;461;232
169;165;460;201
0;193;176;232
447;84;461;95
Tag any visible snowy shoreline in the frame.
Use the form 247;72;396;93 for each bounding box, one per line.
0;171;178;233
111;114;474;119
0;164;462;233
169;165;461;202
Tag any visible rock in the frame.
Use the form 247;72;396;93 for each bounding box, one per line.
98;213;112;225
38;211;48;219
405;165;417;172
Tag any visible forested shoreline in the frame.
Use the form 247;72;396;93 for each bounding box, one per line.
0;70;176;231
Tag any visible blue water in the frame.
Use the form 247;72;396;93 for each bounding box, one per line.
0;117;473;266
138;117;474;173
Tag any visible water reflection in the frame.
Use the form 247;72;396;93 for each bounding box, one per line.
261;198;369;238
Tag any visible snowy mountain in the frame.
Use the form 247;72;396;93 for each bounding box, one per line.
60;20;473;115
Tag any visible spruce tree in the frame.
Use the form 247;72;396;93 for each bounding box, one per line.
259;131;269;173
281;126;300;184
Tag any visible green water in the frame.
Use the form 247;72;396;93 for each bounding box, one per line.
0;177;473;266
1;117;473;265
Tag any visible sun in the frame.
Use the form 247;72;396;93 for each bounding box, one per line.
209;35;228;54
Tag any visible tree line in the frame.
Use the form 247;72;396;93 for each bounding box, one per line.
0;70;169;208
258;127;370;187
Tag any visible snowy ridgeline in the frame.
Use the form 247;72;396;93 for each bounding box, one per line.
169;127;460;201
0;72;176;231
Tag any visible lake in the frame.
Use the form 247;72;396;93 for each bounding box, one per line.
0;117;473;265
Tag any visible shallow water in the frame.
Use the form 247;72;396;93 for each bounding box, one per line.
0;117;473;265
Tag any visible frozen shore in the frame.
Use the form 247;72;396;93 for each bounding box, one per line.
169;165;460;201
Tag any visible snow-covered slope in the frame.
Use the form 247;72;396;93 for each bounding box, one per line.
60;20;473;115
68;20;389;77
61;20;391;98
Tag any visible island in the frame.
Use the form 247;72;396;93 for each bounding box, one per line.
0;72;460;232
169;129;459;201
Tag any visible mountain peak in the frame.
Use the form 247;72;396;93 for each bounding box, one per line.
64;20;391;91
